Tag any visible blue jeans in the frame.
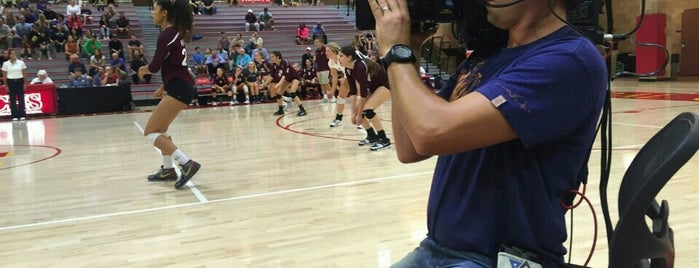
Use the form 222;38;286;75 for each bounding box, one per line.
391;237;493;268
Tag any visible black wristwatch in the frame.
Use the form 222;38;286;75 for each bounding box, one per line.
382;44;416;68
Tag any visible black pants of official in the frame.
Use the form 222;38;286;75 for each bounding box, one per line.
6;78;26;119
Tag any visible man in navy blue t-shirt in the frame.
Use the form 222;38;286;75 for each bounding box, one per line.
370;0;607;267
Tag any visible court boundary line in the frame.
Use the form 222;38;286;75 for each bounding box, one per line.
133;121;208;203
0;171;433;232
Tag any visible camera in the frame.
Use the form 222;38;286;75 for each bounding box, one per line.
355;0;456;32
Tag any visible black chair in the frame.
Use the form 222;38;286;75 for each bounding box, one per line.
608;112;699;267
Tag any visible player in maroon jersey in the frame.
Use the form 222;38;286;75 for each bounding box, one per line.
138;0;200;189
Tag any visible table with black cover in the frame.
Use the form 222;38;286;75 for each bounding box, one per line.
57;83;133;115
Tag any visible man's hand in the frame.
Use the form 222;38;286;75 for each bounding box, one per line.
367;0;411;57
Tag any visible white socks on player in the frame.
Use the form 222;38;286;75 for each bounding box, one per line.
172;149;190;166
163;155;174;169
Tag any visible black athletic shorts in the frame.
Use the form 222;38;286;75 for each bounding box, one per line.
165;78;196;104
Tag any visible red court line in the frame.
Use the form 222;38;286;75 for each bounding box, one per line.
0;145;62;171
612;91;699;102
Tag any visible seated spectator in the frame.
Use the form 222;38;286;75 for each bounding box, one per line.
68;54;87;78
127;35;144;60
192;46;208;75
301;46;313;66
36;32;52;60
30;70;54;84
101;66;120;86
108;35;124;59
92;67;105;86
205;48;226;77
0;19;11;50
199;0;216;15
36;0;49;13
243;61;261;103
226;53;237;72
115;12;130;37
66;0;81;17
312;22;327;44
24;8;39;24
35;14;51;32
251;43;270;62
98;14;112;40
231;33;244;49
80;3;93;24
295;23;310;45
107;0;119;7
110;52;126;73
88;49;107;76
66;13;83;37
218;32;230;53
257;7;275;31
244;9;259;32
43;6;57;21
246;31;263;53
210;67;231;106
96;0;106;11
64;35;79;60
105;5;117;19
51;24;69;54
235;48;251;68
190;0;202;15
69;69;90;87
82;35;101;58
130;50;150;84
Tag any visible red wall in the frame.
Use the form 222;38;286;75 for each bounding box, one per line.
636;13;667;76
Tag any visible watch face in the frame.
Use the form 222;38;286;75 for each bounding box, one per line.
394;46;412;57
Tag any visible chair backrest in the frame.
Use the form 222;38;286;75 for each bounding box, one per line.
610;112;699;267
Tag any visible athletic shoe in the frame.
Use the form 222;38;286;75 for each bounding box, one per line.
329;119;342;127
330;97;336;103
358;137;378;146
175;160;201;189
322;97;329;103
273;110;284;115
147;166;178;181
297;110;307;116
244;99;250;104
19;117;26;121
357;125;363;130
11;118;18;121
370;138;391;151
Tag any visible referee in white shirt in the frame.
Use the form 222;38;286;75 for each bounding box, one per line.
2;50;28;121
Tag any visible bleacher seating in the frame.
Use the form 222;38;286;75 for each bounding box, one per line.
22;1;360;104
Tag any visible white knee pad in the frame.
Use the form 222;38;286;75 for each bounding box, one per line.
243;85;249;94
145;132;168;146
336;97;346;104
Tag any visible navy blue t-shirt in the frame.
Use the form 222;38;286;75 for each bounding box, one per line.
430;26;606;267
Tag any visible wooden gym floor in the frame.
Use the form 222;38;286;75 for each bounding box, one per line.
1;77;698;267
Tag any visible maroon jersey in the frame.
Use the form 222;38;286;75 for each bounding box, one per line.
257;60;272;78
315;46;329;71
345;59;389;98
147;26;194;86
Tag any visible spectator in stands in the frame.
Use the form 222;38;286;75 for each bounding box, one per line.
36;0;50;12
35;14;51;32
82;34;101;57
189;0;201;15
258;7;275;31
243;61;261;103
36;31;52;60
231;33;244;50
130;50;150;84
199;0;216;15
50;14;65;30
101;65;120;86
301;46;313;67
235;47;251;69
244;9;259;32
43;6;58;21
115;11;130;38
251;43;269;61
105;5;117;19
217;32;230;53
69;68;90;87
66;13;84;37
300;60;318;99
92;67;105;86
246;31;262;53
88;49;106;76
23;8;38;24
106;0;119;7
2;49;28;121
295;23;310;45
66;0;81;16
16;0;29;10
30;69;53;84
108;35;124;59
96;0;106;11
210;67;231;106
205;47;225;78
0;19;11;49
20;25;39;60
226;53;236;72
191;46;207;75
68;54;87;77
311;22;327;44
110;52;125;73
98;14;111;40
80;3;93;24
64;35;79;60
51;24;69;54
127;35;144;61
214;46;228;71
0;50;8;68
14;16;32;45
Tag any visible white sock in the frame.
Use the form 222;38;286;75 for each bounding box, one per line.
172;149;191;166
163;155;174;169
